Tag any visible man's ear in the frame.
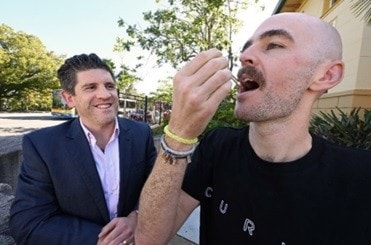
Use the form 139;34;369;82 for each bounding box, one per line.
61;90;75;108
309;60;344;92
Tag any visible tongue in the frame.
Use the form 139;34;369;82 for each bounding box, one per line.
242;80;259;91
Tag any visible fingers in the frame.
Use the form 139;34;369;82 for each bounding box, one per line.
98;217;135;245
168;49;232;138
99;229;133;245
174;51;228;88
177;48;223;79
191;56;230;88
118;236;135;245
99;219;117;238
195;68;232;101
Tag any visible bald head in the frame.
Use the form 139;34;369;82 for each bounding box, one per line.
256;13;343;62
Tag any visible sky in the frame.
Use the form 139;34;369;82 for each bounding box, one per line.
1;0;279;94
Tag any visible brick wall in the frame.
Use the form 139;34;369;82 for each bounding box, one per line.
312;89;371;115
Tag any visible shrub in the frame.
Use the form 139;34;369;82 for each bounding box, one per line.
309;107;371;151
151;90;246;137
204;89;246;134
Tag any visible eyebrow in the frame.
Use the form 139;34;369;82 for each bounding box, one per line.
241;29;294;52
81;82;96;88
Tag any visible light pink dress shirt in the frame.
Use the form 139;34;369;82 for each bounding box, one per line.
80;118;120;220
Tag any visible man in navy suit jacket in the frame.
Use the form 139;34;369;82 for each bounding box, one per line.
9;53;157;245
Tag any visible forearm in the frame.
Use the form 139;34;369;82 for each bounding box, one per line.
136;138;191;244
136;49;231;244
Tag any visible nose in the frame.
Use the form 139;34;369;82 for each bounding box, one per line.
239;46;257;67
96;86;112;99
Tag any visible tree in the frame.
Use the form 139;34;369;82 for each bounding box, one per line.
148;78;173;108
116;0;256;70
147;78;174;128
0;24;63;111
102;58;116;72
351;0;371;22
115;64;141;94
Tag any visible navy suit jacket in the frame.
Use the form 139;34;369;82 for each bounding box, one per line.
10;117;157;245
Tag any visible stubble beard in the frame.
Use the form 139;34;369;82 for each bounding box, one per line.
234;68;313;123
91;103;118;127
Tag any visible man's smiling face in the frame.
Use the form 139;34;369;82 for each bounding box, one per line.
65;68;118;129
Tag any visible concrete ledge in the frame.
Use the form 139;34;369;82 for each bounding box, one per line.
0;183;15;245
0;135;23;193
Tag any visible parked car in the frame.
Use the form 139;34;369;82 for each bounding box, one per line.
130;109;151;122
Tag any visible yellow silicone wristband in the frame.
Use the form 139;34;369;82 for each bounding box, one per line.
163;125;198;145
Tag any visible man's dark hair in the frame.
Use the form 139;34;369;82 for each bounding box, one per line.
57;53;115;95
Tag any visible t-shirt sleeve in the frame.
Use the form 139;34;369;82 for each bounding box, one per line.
181;139;207;202
181;128;235;202
182;134;210;202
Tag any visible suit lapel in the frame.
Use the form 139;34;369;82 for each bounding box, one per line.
66;119;110;222
117;119;132;215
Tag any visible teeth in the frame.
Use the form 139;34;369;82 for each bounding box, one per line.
96;104;111;109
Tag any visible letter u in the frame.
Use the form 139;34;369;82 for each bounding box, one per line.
219;200;228;214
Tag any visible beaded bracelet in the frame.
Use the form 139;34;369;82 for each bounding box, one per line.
163;125;198;145
160;134;195;164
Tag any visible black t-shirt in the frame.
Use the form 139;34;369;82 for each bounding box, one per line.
182;127;371;245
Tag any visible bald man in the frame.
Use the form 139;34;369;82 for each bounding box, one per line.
136;13;371;244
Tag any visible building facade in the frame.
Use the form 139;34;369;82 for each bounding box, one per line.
274;0;371;115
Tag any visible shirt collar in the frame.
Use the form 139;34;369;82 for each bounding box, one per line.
80;118;120;144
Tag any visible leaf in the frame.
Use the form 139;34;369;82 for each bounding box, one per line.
310;107;371;151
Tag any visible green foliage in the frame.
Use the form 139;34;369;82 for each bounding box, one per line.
205;88;245;134
102;58;116;71
116;65;140;94
151;87;245;136
0;24;63;111
151;123;166;136
116;0;251;69
148;79;173;108
309;107;371;151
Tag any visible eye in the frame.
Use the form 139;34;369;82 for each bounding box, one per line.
84;85;96;91
106;83;116;90
266;43;283;50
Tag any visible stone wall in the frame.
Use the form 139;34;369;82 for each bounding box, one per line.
0;183;15;245
0;135;23;193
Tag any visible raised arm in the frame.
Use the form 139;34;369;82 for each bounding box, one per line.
135;49;232;244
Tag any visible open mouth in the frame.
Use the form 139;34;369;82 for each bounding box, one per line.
236;67;264;92
240;79;260;91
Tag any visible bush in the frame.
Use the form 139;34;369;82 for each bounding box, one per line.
151;89;246;137
309;107;371;151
